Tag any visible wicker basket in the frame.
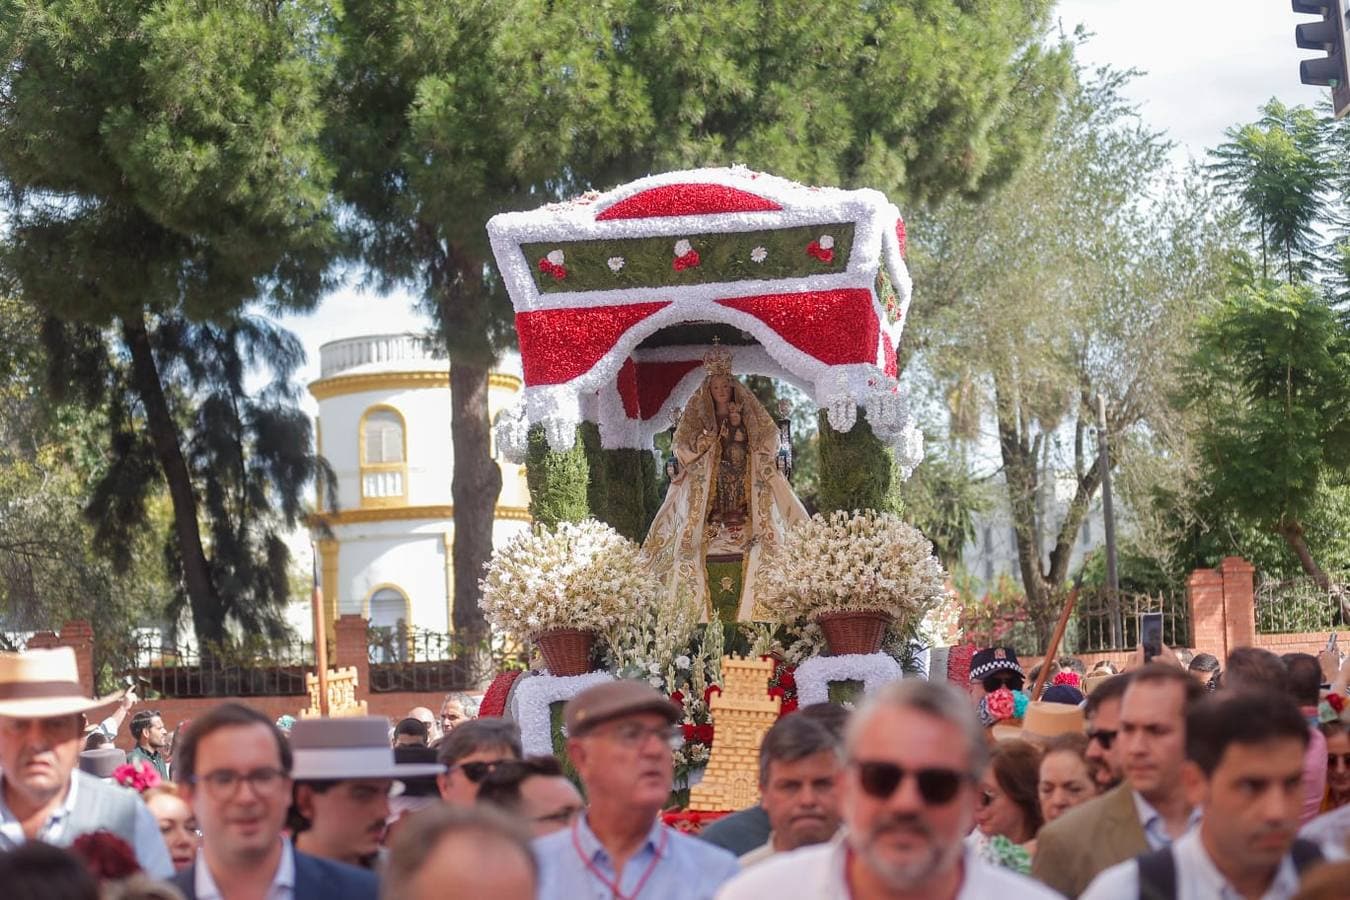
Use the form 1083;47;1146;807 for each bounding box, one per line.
534;628;597;677
815;611;893;656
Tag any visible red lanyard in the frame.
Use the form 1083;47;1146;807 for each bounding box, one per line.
570;816;668;900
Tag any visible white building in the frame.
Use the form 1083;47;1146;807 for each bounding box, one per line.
308;334;531;641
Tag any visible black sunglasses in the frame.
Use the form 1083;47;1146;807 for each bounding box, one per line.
981;673;1024;692
1087;728;1117;750
451;760;504;783
854;760;970;806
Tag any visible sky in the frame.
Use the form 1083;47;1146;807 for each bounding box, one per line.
272;0;1329;409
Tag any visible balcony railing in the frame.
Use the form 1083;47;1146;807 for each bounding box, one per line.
319;333;445;378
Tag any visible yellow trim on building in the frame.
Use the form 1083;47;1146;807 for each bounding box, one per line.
362;582;413;622
309;371;449;401
488;372;523;391
310;504;530;526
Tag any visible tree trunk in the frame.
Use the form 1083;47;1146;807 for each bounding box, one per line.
449;361;502;643
1276;520;1332;592
121;316;226;649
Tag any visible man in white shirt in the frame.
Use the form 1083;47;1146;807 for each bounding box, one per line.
717;679;1060;900
1083;690;1341;900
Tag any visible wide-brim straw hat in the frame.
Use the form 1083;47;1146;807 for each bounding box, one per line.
289;717;445;781
0;647;124;719
992;701;1085;742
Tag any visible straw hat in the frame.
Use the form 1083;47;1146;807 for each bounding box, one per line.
0;648;124;719
992;701;1085;743
289;717;445;782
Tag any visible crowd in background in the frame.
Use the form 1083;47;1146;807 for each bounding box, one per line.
0;640;1348;899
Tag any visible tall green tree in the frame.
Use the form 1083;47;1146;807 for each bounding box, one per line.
1181;283;1350;589
911;70;1232;643
0;1;337;649
326;0;1073;638
1207;100;1332;284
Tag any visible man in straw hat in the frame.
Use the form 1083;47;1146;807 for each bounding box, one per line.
0;647;173;877
172;702;378;900
533;679;739;899
288;716;444;869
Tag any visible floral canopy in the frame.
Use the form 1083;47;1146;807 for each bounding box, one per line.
486;166;920;467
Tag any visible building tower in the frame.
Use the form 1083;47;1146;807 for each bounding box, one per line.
308;334;530;642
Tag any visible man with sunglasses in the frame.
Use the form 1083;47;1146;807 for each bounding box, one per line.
173;702;378;899
1082;673;1131;791
476;754;584;836
534;680;740;899
1033;665;1203;899
718;679;1059;900
435;718;523;807
969;647;1026;702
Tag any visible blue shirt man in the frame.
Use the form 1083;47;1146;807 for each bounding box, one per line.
532;680;738;899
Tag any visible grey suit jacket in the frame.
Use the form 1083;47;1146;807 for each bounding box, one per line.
1031;782;1148;898
170;848;378;900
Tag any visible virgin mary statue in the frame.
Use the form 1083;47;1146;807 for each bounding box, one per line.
640;347;809;621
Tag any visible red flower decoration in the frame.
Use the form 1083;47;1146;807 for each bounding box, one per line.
681;723;697;741
703;684;722;705
669;690;685;706
1328;693;1346;713
72;831;140;881
777;667;797;690
985;687;1015;720
806;240;834;263
768;686;785;699
673;249;701;271
113;761;161;793
896;218;908;257
693;723;715;744
537;257;568;281
780;697;799;715
1051;672;1082;690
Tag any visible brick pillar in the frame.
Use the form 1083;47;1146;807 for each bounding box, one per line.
1187;568;1227;660
1218;556;1257;652
334;615;371;707
59;621;96;695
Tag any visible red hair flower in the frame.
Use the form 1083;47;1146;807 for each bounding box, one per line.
985;687;1015;721
72;831;140;882
113;761;161;793
1051;671;1082;690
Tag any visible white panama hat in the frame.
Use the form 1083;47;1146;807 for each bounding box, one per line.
289;717;445;782
0;647;124;719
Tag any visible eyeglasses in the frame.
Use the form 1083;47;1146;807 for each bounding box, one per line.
601;722;684;750
532;806;582;826
853;760;972;806
449;760;508;784
0;716;82;740
189;767;289;799
1329;753;1350;770
1087;728;1117;750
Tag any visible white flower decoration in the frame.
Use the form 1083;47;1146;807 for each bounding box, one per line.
750;246;767;263
607;256;625;272
674;239;692;257
818;234;834;250
675;655;691;670
546;249;565;266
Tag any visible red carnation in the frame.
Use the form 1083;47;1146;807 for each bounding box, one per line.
681;723;697;741
780;697;799;715
72;831;140;882
777;667;797;690
985;687;1015;721
669;690;685;706
768;686;785;699
694;723;715;744
703;684;722;704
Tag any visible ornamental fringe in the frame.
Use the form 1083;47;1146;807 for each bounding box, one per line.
487;166;918;460
794;652;905;707
511;670;616;757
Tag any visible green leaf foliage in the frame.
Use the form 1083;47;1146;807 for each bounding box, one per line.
525;425;590;528
816;411;899;515
580;424;660;544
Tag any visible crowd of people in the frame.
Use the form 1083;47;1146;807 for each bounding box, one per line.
0;639;1348;899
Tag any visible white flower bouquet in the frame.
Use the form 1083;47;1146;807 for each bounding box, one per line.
478;519;657;643
759;509;948;625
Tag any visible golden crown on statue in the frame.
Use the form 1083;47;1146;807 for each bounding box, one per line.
702;340;734;377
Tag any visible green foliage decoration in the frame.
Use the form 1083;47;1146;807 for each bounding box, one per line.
815;411;899;514
579;424;659;543
524;426;589;528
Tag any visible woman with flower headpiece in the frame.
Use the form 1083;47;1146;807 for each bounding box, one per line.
641;344;808;621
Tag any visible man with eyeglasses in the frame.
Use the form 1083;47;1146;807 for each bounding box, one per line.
436;717;523;807
1033;664;1203;899
534;679;740;898
172;702;378;899
718;678;1058;899
288;717;444;869
476;754;585;836
0;648;173;878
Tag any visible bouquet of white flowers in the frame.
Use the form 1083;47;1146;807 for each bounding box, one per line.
759;509;947;625
478;519;657;642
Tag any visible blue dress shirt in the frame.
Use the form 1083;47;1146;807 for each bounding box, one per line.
534;812;739;900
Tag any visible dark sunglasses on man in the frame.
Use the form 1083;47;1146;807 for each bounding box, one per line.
447;760;507;783
853;760;972;806
981;672;1024;693
1087;728;1117;750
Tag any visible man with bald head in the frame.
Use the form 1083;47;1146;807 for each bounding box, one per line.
382;805;535;900
717;679;1058;899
